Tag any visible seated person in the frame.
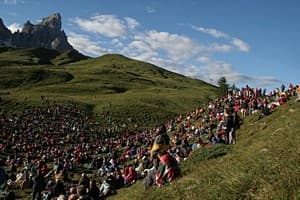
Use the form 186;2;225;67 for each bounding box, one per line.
122;165;137;185
155;153;181;187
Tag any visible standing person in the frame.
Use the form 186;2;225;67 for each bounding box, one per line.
144;125;169;189
78;173;90;192
31;171;46;200
0;161;7;192
151;125;170;169
88;180;99;200
0;160;6;185
223;109;234;144
281;83;285;92
240;99;248;118
232;111;241;144
52;175;66;198
296;85;300;101
144;124;181;188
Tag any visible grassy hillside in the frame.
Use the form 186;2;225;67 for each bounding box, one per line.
0;49;218;129
0;46;87;66
109;99;300;200
1;47;299;199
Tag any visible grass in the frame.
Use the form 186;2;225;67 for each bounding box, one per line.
1;47;299;199
108;100;300;200
0;49;218;128
0;46;87;66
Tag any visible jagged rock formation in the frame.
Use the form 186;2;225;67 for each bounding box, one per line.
0;18;12;45
0;13;74;52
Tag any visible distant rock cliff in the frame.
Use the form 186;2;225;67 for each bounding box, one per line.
0;13;74;52
0;18;12;44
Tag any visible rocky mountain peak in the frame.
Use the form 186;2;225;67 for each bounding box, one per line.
22;20;34;33
0;13;74;52
38;13;61;31
0;18;6;30
0;18;12;40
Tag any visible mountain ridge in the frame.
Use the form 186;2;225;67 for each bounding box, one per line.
0;13;74;52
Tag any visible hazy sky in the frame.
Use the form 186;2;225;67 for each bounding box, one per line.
1;0;299;91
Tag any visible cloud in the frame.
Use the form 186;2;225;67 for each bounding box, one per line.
192;24;250;52
111;38;124;48
231;37;250;52
69;15;279;89
227;74;281;87
254;77;281;87
122;40;157;61
197;56;211;63
199;60;234;79
189;57;280;87
146;6;156;13
205;43;232;52
124;17;139;30
4;0;17;5
191;25;229;38
71;15;235;67
135;30;200;62
72;15;127;38
67;32;109;56
7;23;22;33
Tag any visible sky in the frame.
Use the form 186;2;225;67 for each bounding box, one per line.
1;0;299;92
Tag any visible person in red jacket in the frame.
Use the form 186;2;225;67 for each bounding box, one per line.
123;164;137;185
155;152;181;187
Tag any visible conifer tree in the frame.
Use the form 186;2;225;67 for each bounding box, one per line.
218;76;229;97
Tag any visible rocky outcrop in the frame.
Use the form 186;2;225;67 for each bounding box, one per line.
0;13;74;52
0;18;12;45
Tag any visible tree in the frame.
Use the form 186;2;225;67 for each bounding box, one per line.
230;83;237;91
218;76;229;97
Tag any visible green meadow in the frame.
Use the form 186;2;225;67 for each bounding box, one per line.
1;47;299;199
0;47;218;129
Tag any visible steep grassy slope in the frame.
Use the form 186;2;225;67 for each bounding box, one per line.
0;50;218;128
109;100;300;200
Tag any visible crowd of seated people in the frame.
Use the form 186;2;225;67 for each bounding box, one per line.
0;83;298;199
